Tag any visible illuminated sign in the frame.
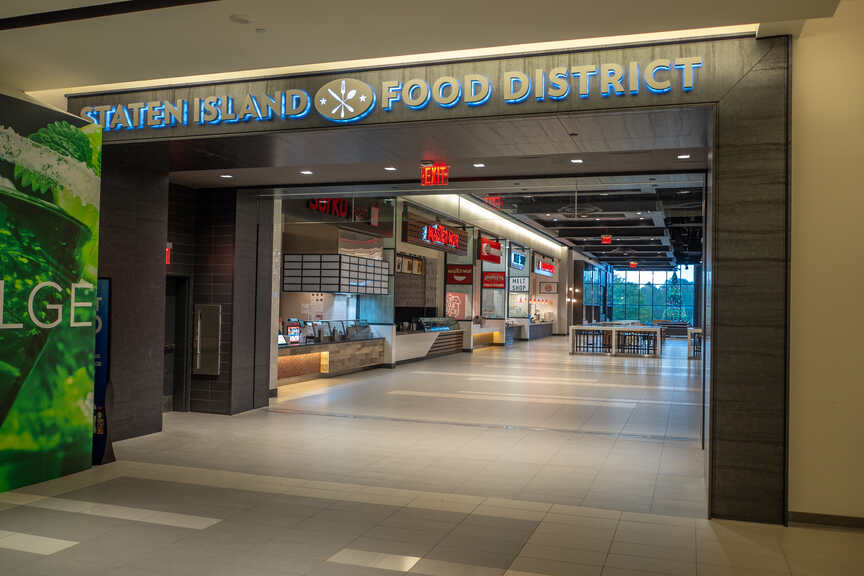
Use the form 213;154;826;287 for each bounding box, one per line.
420;163;450;186
420;224;459;249
482;271;506;289
629;261;639;269
601;235;612;245
446;265;473;285
479;237;502;263
165;242;172;265
78;57;703;132
483;196;503;210
534;255;556;277
510;250;526;270
308;198;350;218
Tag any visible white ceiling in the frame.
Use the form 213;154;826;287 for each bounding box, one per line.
0;0;840;92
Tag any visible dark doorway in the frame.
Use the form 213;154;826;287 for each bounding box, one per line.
164;275;191;412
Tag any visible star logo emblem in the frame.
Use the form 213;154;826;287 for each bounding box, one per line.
319;98;327;105
359;94;367;102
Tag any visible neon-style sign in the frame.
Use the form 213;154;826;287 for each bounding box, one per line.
420;224;459;249
420;163;450;186
79;57;703;133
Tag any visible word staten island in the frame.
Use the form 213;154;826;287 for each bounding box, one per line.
80;57;703;130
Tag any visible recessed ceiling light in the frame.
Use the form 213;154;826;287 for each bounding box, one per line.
299;170;313;175
595;218;600;221
384;166;397;171
677;154;691;160
473;162;486;168
640;217;646;220
636;212;642;215
546;213;551;217
553;218;558;222
219;174;233;179
570;159;584;164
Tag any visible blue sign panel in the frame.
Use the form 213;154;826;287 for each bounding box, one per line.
92;278;110;464
510;250;527;270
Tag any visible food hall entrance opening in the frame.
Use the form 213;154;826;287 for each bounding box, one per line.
140;105;713;516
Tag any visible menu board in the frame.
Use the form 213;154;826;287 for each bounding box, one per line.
283;254;389;294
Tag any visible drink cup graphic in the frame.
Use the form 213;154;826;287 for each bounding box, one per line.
0;186;91;427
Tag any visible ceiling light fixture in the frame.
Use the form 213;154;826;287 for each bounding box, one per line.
473;162;486;168
299;170;313;175
570;159;584;164
677;154;691;160
546;213;551;217
384;166;397;171
219;174;233;179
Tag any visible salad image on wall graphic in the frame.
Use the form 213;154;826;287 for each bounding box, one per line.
0;92;102;491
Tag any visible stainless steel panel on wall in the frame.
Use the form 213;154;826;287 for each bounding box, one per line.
193;304;221;376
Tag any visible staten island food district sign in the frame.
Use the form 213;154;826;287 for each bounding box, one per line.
70;36;763;141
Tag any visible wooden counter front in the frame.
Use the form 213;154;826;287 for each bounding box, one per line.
277;338;385;384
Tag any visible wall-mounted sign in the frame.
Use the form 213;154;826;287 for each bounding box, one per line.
403;210;467;254
445;292;468;319
629;261;638;269
165;241;172;265
482;271;506;289
76;56;704;134
483;196;503;210
601;235;612;245
510;250;526;270
446;265;473;285
534;255;556;277
420;162;450;186
538;282;558;294
420;223;459;249
509;276;529;293
479;237;502;264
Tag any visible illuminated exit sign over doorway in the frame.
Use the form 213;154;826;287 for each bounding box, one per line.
420;162;450;186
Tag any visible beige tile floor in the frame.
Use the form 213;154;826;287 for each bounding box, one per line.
1;337;861;574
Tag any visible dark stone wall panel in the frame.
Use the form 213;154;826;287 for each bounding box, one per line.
99;144;170;441
712;37;789;523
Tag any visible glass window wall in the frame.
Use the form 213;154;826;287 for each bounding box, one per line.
609;265;696;324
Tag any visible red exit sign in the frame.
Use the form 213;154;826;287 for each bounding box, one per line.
420;162;450;186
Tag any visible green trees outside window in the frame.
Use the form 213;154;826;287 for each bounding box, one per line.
604;265;696;324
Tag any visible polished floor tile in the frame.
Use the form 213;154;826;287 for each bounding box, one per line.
1;339;860;575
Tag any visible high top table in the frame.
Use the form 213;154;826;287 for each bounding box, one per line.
569;324;663;357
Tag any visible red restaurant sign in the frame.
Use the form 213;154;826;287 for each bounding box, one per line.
420;224;460;249
601;234;612;245
482;271;506;289
420;162;450;186
479;237;502;263
446;264;473;285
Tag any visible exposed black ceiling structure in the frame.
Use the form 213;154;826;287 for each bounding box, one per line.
476;173;705;270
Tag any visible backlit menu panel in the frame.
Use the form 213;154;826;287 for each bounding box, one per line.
283;254;389;294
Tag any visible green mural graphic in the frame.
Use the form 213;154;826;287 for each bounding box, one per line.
0;93;102;491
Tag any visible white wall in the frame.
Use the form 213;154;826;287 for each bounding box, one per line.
790;0;864;518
